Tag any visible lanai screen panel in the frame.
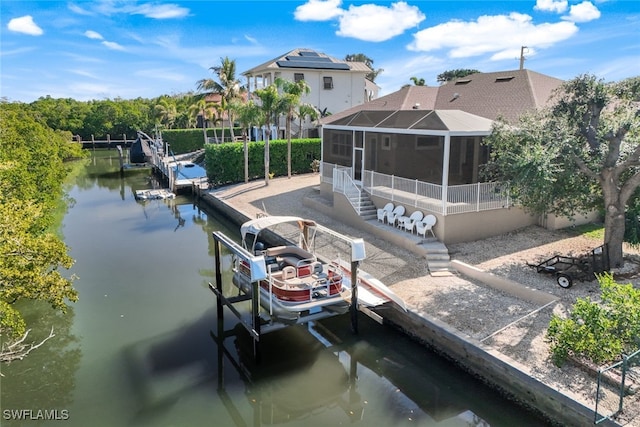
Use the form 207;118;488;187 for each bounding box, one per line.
376;110;435;129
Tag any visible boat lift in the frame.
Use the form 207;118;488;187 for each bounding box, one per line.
209;227;367;361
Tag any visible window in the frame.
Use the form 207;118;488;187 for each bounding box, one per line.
381;135;391;151
294;73;304;82
416;135;443;150
330;132;351;159
323;76;333;89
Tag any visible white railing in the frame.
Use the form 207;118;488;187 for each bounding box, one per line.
321;162;510;216
332;166;363;215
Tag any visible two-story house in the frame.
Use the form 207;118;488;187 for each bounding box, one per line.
242;48;380;139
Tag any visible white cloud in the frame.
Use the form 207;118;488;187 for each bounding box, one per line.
534;0;568;14
131;3;190;19
68;3;94;16
408;12;578;60
7;15;44;36
563;1;601;23
102;41;126;51
244;35;258;45
336;2;425;42
84;30;104;40
294;0;343;21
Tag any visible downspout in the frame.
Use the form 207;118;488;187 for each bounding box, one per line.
442;133;451;215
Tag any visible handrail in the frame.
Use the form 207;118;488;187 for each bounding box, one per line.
332;167;362;215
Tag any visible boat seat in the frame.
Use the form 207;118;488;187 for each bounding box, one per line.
282;266;296;280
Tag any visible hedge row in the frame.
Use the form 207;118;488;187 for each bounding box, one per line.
162;128;242;154
204;138;321;186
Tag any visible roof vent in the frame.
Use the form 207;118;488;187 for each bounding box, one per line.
450;93;460;102
495;76;515;82
455;79;471;85
412;103;420;109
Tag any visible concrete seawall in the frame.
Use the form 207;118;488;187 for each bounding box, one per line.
198;189;619;427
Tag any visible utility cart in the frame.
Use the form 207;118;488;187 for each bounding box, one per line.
527;244;609;288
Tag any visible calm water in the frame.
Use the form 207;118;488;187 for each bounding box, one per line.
0;150;552;426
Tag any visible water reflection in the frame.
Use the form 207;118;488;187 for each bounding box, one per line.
1;302;81;425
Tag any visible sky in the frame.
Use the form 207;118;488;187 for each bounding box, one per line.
1;0;639;103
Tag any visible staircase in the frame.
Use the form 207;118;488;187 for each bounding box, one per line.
420;239;452;276
345;189;377;221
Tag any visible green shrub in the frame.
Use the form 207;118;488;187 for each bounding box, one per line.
162;127;242;154
204;138;321;186
546;273;640;366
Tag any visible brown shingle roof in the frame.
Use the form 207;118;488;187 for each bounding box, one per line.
434;69;563;122
322;69;563;125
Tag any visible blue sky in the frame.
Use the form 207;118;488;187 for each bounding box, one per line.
1;0;638;103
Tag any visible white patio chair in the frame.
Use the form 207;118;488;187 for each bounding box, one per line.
416;214;436;238
377;202;394;223
402;211;424;234
387;205;405;227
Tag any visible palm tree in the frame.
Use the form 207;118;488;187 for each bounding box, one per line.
254;84;283;186
188;98;209;145
235;101;263;183
196;56;243;142
296;103;319;138
345;53;383;82
275;77;310;178
153;98;177;129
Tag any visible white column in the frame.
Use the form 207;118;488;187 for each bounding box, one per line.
442;134;451;215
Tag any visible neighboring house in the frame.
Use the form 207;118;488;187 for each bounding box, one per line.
242;48;380;138
318;69;589;244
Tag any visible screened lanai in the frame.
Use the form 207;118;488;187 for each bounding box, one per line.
321;109;494;187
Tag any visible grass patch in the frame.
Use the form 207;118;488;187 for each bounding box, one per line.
569;223;605;240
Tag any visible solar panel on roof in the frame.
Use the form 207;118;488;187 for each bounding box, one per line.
276;60;350;70
299;51;320;56
285;56;332;62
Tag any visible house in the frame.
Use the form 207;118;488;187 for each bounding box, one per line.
242;48;380;138
318;69;592;244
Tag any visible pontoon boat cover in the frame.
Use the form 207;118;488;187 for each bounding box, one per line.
240;216;316;240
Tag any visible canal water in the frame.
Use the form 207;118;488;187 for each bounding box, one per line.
1;150;552;426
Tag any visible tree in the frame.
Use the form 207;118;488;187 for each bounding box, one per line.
235;101;263;183
484;75;640;267
296;103;319;138
437;69;481;84
153;97;177;129
546;273;640;366
345;53;383;82
0;102;79;360
275;77;311;178
410;76;426;86
189;98;210;145
197;56;243;142
254;84;284;185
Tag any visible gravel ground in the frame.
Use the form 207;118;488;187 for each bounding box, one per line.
208;174;640;426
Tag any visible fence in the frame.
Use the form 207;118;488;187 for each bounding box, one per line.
321;162;511;216
595;348;640;424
